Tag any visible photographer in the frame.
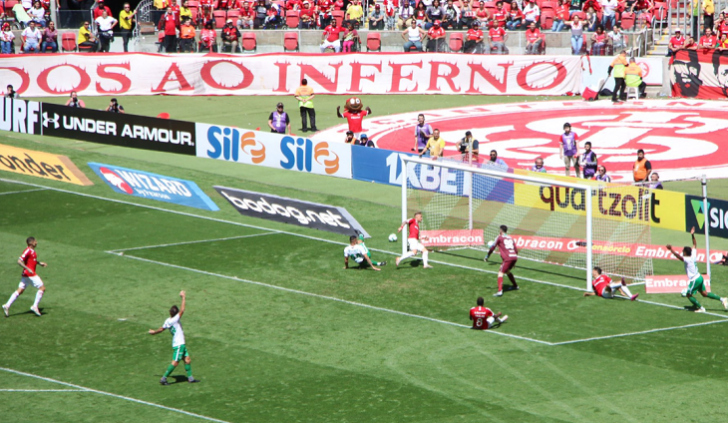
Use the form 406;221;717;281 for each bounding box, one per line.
65;91;85;108
106;98;125;113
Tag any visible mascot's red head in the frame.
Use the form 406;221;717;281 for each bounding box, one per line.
344;97;363;113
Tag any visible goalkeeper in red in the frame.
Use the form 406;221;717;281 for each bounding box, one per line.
485;225;519;297
583;267;638;301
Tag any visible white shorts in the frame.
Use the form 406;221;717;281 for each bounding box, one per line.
408;238;425;252
19;275;44;290
320;39;341;51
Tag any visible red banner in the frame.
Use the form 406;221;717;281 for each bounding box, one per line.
0;53;582;97
644;275;710;294
421;229;484;247
671;49;728;99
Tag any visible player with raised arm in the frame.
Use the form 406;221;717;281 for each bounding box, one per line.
395;212;432;268
344;235;381;270
3;237;47;317
149;291;200;385
470;296;508;329
485;225;519;297
583;267;639;301
667;227;728;313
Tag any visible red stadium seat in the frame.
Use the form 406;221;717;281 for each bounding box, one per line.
620;12;635;30
448;32;463;52
285;9;300;28
61;32;77;52
540;10;555;30
540;1;557;10
213;10;227;27
366;32;381;51
242;31;256;51
332;10;344;26
571;11;586;20
227;9;241;21
283;31;299;51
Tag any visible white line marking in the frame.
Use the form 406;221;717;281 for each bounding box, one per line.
110;252;554;346
110;232;280;252
0;389;87;392
552;319;728;345
0;367;232;423
0;188;48;196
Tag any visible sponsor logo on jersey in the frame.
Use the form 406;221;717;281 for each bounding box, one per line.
0;143;93;185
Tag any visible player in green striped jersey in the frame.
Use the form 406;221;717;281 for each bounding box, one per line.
149;290;199;385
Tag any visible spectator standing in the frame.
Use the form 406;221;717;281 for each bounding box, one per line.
579;141;598;179
457;131;479;160
600;0;617;29
607;24;626;52
489;22;507;54
21;21;41;53
107;98;125;113
294;79;317;132
565;14;585;53
426;19;446;51
342;21;359;51
552;0;568;31
41;21;57;52
524;21;542;54
523;0;540;26
119;3;136;53
649;173;664;190
65;91;85;108
356;134;376;147
413;114;433;153
78;21;97;51
420;129;446;158
608;50;628;102
95;10;118;52
531;157;546;172
625;57;647;98
1;23;14;54
93;0;113;20
268;102;291;134
506;2;524;30
222;19;240;52
426;0;445;28
5;85;18;98
559;122;580;177
594;165;611;182
443;0;460;29
632;149;651;183
402;18;426;51
369;4;385;29
179;19;196;52
29;1;46;27
486;150;508;169
158;7;180;53
320;19;343;52
199;22;217;51
464;21;484;53
703;0;714;34
591;24;607;55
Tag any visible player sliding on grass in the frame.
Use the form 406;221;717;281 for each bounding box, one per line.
3;237;47;318
583;267;639;301
344;235;381;270
470;296;508;330
485;225;519;297
395;212;432;268
149;290;200;385
667;227;728;313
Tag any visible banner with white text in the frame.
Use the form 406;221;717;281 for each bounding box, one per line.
0;53;582;97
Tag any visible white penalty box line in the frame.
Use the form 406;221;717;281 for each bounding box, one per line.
4;177;727;345
108;232;281;253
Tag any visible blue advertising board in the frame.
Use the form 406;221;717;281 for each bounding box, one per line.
88;162;219;211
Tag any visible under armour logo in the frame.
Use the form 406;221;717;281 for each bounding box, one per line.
42;112;60;129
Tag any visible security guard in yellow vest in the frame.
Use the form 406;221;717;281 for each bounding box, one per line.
625;57;646;98
608;50;628;103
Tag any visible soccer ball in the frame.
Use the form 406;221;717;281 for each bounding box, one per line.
487;240;495;248
681;288;688;297
388;233;398;242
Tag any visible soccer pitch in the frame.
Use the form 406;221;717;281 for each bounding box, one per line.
2;95;728;422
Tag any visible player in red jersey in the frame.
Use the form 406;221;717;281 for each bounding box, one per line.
584;267;638;300
395;211;432;268
336;102;372;138
3;237;47;317
485;225;519;297
470;296;508;329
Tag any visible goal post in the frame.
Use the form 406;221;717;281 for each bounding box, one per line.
401;156;655;290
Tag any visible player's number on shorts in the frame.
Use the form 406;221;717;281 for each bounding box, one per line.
476;318;483;327
503;239;515;250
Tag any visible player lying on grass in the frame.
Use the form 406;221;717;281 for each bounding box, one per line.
667;227;728;313
149;291;200;385
344;235;381;270
470;296;508;330
3;237;47;317
583;267;639;301
485;225;519;297
357;234;385;266
395;212;432;268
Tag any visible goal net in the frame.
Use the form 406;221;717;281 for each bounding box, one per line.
401;156;654;287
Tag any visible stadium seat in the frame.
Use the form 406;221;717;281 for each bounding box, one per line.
242;31;256;51
366;32;381;51
620;12;635;30
332;10;344;27
61;32;77;52
285;10;300;28
227;9;241;22
540;10;554;30
283;31;299;51
448;32;463;52
187;0;200;6
571;11;586;20
213;10;227;27
188;5;199;23
639;12;653;28
540;1;557;10
484;1;496;7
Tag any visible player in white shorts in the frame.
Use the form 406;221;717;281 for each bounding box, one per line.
395;212;432;268
3;237;47;317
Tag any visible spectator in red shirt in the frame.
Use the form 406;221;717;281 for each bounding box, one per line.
475;1;491;26
299;1;315;28
320;19;343;52
318;0;333;28
552;0;569;31
93;0;112;20
463;21;483;53
684;35;697;49
582;0;602;12
666;28;684;58
506;1;524;30
524;21;542;54
198;21;218;51
699;27;718;49
157;6;180;53
238;1;255;28
489;22;508;54
426;19;446;51
590;24;608;55
286;0;302;10
222;19;240;51
493;1;508;27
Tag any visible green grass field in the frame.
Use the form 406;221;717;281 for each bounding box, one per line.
2;95;728;423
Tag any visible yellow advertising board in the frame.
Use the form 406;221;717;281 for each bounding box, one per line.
0;143;93;186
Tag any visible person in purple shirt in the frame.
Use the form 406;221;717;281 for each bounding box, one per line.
484;149;508;170
559;122;580;177
268;102;290;134
579;141;598;179
413;114;433;153
530;156;546;172
594;165;611;182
